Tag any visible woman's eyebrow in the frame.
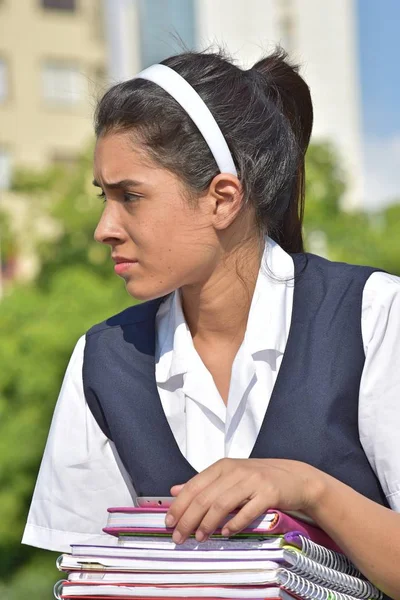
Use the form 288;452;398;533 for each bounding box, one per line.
92;178;143;189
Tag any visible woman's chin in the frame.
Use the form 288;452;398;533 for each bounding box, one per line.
125;280;171;303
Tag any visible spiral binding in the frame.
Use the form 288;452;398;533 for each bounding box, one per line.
297;535;363;578
278;569;365;600
53;579;66;600
55;555;64;571
283;548;382;600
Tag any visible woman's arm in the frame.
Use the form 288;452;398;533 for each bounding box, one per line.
22;336;136;553
309;470;400;599
166;458;400;599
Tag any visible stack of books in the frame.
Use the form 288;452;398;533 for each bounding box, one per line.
54;507;382;600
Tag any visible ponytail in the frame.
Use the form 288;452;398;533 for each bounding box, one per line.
252;49;313;253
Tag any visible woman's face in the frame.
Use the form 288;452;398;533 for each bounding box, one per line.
93;131;221;300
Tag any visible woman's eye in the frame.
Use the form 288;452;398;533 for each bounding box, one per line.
123;193;141;203
96;191;140;204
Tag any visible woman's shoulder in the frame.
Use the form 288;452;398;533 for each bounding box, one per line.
300;251;384;274
86;296;166;338
362;271;400;344
292;252;390;290
363;270;400;296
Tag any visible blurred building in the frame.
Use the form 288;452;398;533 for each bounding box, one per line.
0;0;107;187
0;0;107;283
107;0;364;209
0;0;364;286
0;0;364;202
196;0;363;210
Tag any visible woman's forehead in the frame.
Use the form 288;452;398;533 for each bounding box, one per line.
93;132;156;185
93;133;185;193
94;131;141;162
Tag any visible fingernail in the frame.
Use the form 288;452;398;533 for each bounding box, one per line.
172;531;182;544
221;527;230;537
196;530;205;542
165;514;175;527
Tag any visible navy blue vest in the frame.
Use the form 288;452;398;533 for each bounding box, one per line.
82;253;388;506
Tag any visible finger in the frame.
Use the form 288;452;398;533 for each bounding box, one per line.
195;481;254;542
166;461;223;528
170;484;184;497
221;496;268;536
172;472;240;544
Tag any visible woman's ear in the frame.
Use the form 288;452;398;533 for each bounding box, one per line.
208;173;244;230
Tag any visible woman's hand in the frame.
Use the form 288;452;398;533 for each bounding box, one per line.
165;457;326;544
166;457;400;597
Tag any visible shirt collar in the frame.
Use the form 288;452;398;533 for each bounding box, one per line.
155;238;294;384
155;289;193;383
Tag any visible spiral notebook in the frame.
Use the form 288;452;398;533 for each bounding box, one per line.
70;533;361;578
57;545;380;600
54;574;367;600
70;537;284;557
54;580;292;599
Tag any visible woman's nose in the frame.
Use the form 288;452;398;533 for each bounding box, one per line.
94;205;125;246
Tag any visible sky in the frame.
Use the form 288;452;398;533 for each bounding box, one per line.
357;0;400;207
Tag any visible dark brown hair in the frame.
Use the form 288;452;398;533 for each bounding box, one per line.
94;48;313;253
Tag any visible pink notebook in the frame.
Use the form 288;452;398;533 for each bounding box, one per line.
102;507;340;552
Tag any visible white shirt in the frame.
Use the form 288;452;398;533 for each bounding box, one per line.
22;241;400;553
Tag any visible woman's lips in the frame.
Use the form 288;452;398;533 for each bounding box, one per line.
114;260;138;275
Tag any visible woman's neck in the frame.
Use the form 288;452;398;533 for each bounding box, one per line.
180;238;263;346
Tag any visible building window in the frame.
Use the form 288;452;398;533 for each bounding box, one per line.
0;58;8;102
42;0;76;10
0;149;12;190
42;62;84;106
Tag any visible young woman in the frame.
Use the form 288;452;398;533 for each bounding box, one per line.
22;50;400;598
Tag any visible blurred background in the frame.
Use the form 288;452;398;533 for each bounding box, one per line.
0;1;399;598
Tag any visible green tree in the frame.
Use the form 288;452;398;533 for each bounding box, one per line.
304;143;400;275
0;148;132;599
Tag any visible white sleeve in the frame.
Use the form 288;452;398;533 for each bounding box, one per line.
359;271;400;511
21;335;137;553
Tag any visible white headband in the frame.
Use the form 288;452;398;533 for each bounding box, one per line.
133;64;238;177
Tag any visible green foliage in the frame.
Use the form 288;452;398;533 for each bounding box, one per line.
0;552;59;600
0;209;16;264
304;142;346;219
304;143;400;275
0;148;132;599
0;141;399;598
